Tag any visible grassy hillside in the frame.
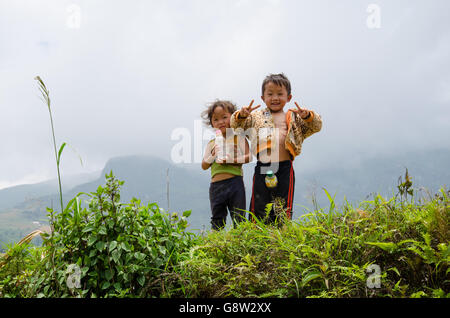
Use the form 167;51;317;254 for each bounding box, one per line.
177;190;449;297
0;173;448;298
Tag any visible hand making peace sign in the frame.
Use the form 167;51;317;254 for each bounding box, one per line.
292;101;311;120
239;100;261;119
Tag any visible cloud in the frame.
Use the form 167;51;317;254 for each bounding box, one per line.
0;0;449;188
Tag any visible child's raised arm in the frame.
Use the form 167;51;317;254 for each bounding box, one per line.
291;101;323;139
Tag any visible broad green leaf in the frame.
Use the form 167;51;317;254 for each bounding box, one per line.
83;255;90;266
111;249;121;263
134;252;146;261
98;225;107;235
398;239;420;246
109;241;118;252
57;142;67;166
410;291;427;298
137;275;145;287
105;269;114;281
121;242;131;252
301;271;322;286
87;235;97;246
82;225;95;233
422;233;431;247
365;241;398;253
322;188;334;204
101;281;110;290
96;241;105;251
89;249;97;258
63;196;77;214
438;243;449;258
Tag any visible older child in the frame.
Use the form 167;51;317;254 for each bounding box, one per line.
231;73;322;223
201;100;251;230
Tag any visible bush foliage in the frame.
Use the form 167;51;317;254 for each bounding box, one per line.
1;172;194;297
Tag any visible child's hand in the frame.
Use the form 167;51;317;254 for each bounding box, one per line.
202;142;217;168
293;102;311;119
239;100;260;119
204;145;216;164
216;154;232;164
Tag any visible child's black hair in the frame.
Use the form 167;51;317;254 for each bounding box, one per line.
201;100;237;127
262;73;291;96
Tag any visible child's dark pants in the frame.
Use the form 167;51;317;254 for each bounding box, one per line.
209;176;246;230
250;160;295;224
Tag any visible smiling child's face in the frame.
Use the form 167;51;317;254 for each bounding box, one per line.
211;106;231;135
261;81;292;113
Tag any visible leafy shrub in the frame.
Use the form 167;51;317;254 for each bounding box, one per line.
0;242;42;297
26;172;195;297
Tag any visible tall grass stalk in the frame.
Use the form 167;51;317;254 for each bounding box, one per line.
34;76;65;213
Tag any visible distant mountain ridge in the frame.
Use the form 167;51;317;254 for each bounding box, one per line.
0;171;100;210
0;148;448;248
296;148;450;207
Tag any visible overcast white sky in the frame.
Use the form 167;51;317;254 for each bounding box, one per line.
1;0;449;189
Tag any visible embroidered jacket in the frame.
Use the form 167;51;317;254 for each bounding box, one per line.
230;107;322;160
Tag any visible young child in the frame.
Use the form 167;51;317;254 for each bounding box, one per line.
201;100;251;230
230;73;322;223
